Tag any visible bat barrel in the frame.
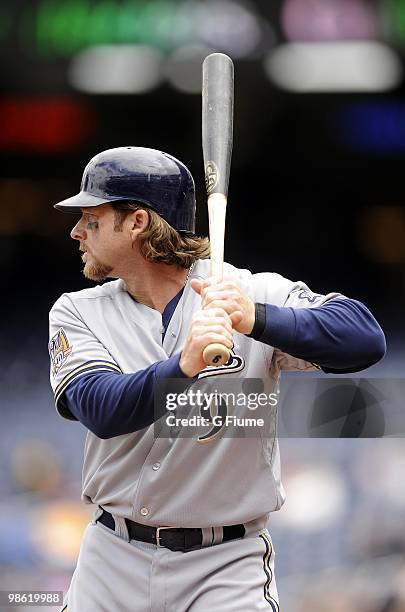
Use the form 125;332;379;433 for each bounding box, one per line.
202;53;234;197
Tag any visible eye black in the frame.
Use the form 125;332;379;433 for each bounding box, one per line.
86;221;99;230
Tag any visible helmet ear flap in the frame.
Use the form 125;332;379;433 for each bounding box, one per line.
54;147;196;234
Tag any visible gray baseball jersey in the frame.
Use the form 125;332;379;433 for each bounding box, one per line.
49;259;341;528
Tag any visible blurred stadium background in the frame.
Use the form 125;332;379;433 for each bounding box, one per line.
1;0;405;610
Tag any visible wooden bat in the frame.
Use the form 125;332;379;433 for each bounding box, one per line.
202;53;234;367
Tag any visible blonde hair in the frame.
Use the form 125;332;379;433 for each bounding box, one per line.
112;202;210;269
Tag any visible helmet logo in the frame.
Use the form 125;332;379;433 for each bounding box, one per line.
205;161;219;194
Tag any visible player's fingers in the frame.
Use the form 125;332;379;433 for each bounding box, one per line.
229;311;244;327
200;307;231;321
203;277;241;292
190;278;204;294
195;316;233;334
200;277;225;291
201;286;243;305
216;278;242;293
198;332;233;349
197;325;233;344
198;318;233;333
201;298;239;314
200;286;225;302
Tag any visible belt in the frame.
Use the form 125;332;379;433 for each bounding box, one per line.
97;509;246;553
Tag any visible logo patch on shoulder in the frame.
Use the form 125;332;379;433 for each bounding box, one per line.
49;328;73;375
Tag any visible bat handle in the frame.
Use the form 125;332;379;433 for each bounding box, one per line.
203;343;230;367
202;193;230;367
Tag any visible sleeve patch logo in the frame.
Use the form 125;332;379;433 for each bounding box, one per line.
49;328;73;375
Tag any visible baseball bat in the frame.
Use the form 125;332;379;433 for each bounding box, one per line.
202;53;234;367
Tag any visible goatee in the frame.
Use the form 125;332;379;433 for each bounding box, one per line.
82;260;113;282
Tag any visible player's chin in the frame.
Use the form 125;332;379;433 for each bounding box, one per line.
82;260;113;282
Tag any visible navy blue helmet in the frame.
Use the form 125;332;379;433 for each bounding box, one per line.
54;147;196;234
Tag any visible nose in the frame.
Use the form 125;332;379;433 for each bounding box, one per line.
70;218;87;241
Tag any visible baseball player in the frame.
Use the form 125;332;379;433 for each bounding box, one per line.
49;147;385;612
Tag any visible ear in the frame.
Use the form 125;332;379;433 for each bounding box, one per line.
129;209;149;235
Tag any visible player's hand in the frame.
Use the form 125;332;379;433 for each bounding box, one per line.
179;307;234;377
190;277;255;335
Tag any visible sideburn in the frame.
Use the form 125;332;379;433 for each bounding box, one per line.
113;210;127;232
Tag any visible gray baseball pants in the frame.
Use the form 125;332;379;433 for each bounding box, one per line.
60;516;279;612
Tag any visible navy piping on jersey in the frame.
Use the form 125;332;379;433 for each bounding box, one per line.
61;297;385;438
54;360;122;406
62;352;188;436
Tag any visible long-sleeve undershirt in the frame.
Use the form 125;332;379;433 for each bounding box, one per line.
63;297;385;438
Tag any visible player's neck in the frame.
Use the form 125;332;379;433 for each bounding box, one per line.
122;262;191;313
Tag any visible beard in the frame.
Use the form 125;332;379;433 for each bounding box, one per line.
82;255;113;282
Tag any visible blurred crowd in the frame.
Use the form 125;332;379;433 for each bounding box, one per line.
273;438;405;611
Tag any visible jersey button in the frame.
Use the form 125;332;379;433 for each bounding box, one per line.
159;325;165;334
140;507;149;517
152;462;161;471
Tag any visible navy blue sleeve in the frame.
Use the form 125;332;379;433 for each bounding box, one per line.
257;299;386;373
62;353;188;439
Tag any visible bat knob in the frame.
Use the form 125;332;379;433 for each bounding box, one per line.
203;343;230;367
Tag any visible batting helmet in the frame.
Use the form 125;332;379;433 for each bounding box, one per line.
54;147;196;234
